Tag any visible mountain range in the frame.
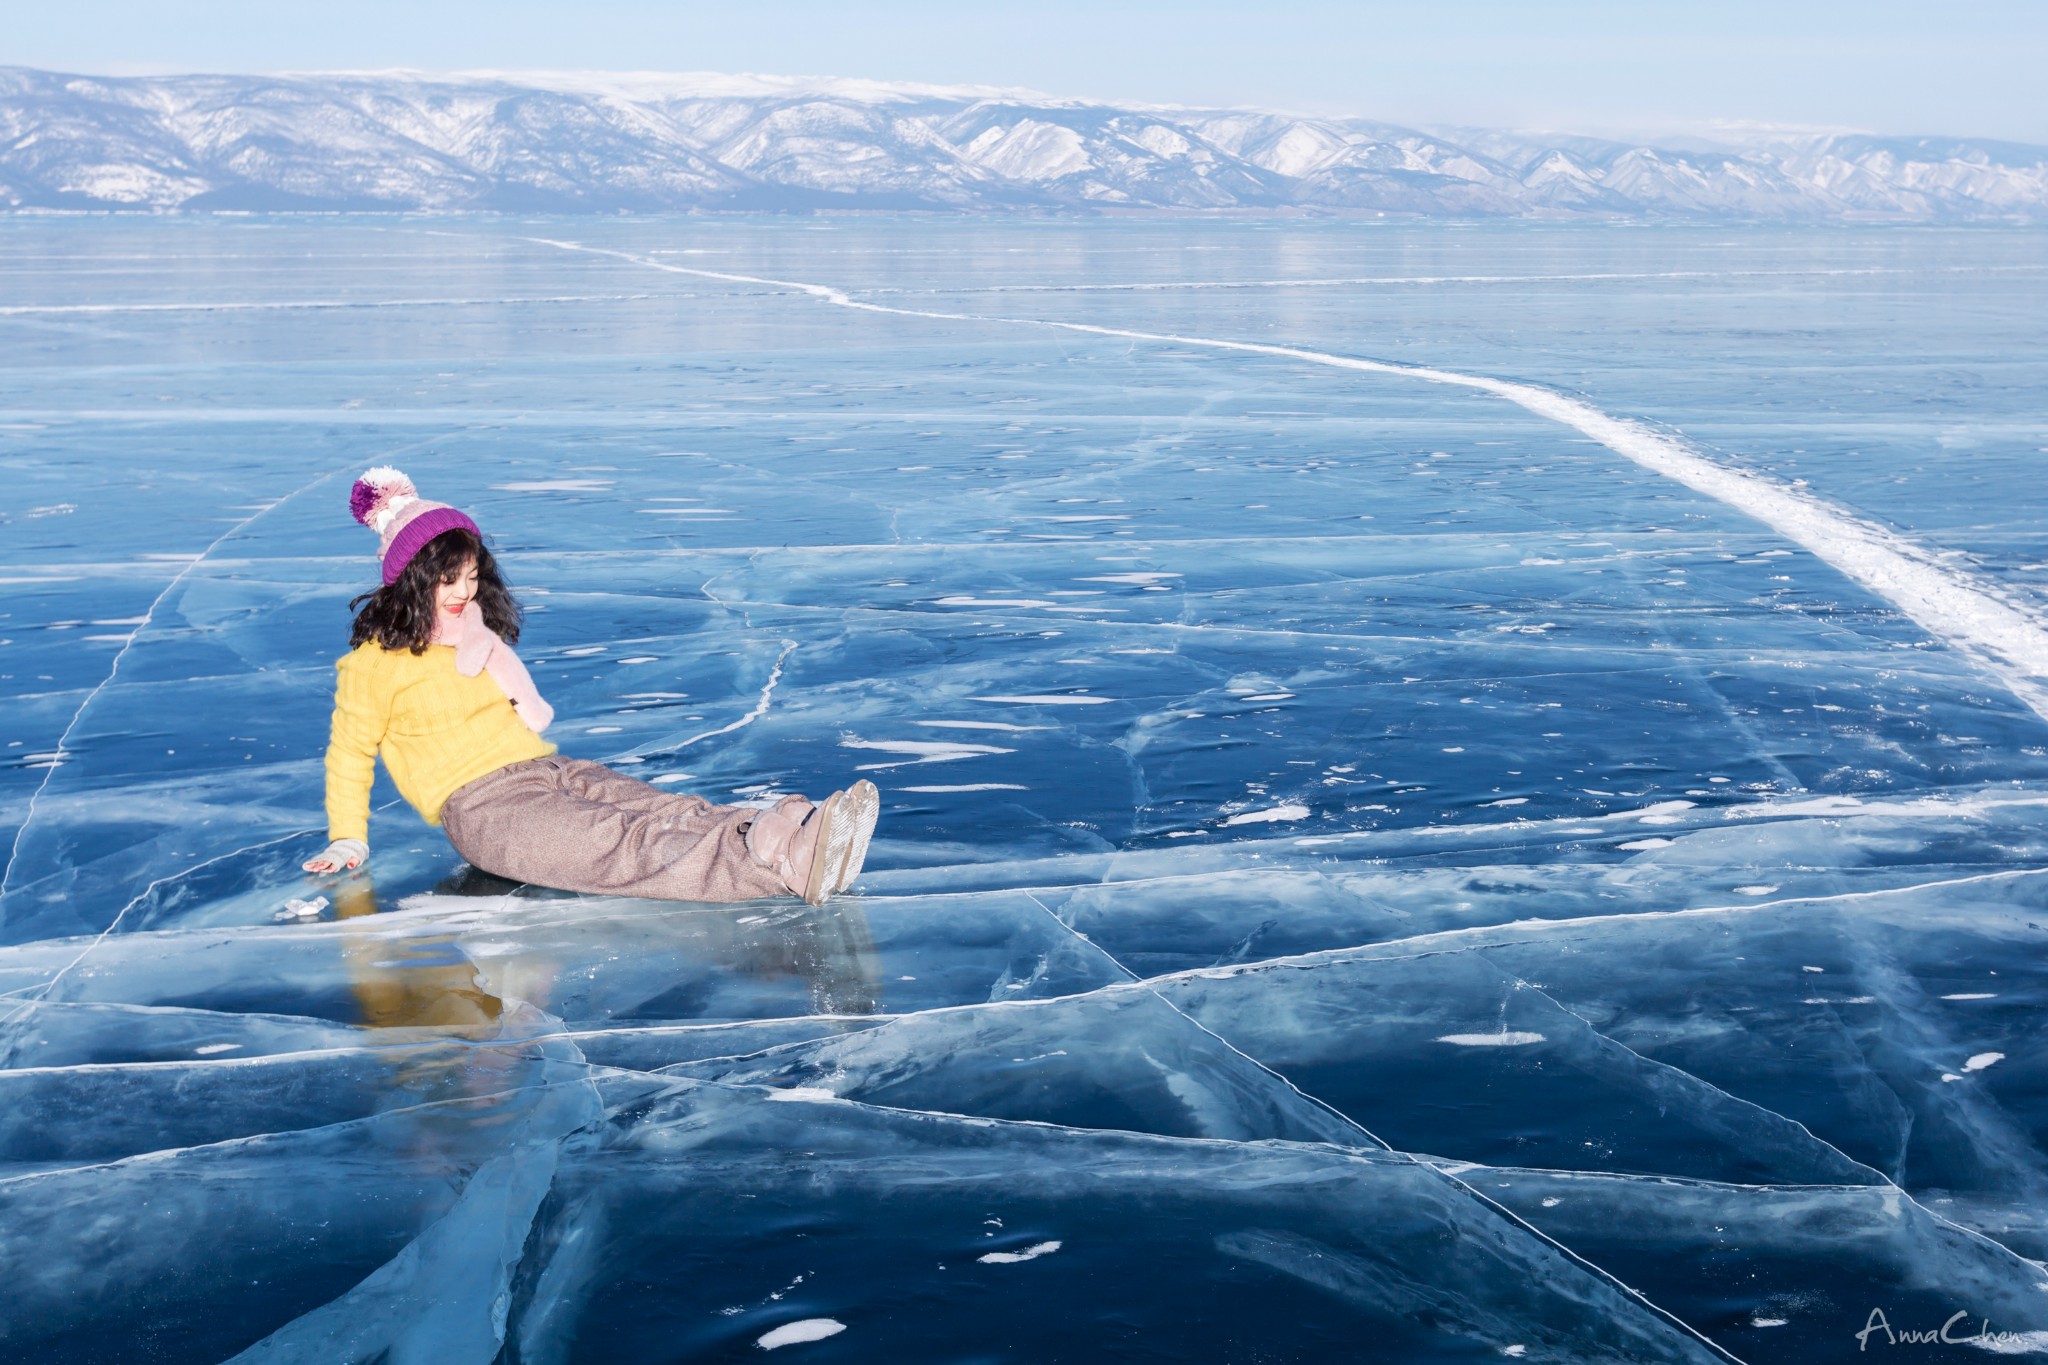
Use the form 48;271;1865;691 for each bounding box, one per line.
4;66;2045;220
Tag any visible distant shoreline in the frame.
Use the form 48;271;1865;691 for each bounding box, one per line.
4;66;2045;222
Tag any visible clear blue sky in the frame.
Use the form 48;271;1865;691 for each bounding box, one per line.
7;0;2046;143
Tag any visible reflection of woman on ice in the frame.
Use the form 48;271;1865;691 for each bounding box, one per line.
303;467;880;904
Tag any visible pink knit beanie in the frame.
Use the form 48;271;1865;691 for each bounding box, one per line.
348;467;482;585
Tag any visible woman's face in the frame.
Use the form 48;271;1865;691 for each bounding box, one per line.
435;557;479;624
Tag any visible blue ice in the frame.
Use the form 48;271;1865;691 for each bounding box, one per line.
4;218;2048;1361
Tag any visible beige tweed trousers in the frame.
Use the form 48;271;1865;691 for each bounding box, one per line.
440;756;787;902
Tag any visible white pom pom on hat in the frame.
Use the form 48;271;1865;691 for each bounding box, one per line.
347;466;482;586
349;465;418;535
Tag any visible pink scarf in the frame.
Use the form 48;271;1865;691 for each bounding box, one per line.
433;609;553;733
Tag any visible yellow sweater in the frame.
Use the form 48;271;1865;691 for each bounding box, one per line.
325;640;556;843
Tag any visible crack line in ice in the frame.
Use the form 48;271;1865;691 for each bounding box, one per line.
0;1069;618;1189
1495;968;1893;1182
618;640;797;761
1135;866;2048;989
860;264;2048;296
0;456;376;928
531;235;2048;727
1009;894;1743;1361
0;433;468;1044
0;294;662;317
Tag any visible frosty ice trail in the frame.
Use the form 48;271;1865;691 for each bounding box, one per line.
532;236;2048;726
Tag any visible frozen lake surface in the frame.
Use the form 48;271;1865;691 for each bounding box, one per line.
3;218;2048;1362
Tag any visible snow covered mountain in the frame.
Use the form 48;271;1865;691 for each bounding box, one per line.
3;66;2044;220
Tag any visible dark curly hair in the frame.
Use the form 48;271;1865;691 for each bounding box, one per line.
349;527;523;654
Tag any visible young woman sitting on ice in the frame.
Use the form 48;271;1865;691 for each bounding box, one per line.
302;467;879;905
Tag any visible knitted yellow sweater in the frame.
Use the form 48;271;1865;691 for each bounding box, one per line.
325;640;556;843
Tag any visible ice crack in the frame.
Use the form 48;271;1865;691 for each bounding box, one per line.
529;235;2048;727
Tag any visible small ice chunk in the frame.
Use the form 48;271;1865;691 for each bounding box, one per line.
1752;1317;1789;1328
1942;993;1996;1000
281;896;327;918
969;694;1111;705
757;1319;845;1350
1436;1032;1545;1047
1734;885;1780;896
1617;838;1671;850
1962;1052;2005;1073
980;1240;1062;1264
766;1087;840;1102
194;1043;242;1056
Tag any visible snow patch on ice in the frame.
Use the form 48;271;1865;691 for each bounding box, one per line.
757;1319;845;1349
932;596;1058;608
841;737;1013;770
979;1240;1062;1264
1223;803;1310;826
